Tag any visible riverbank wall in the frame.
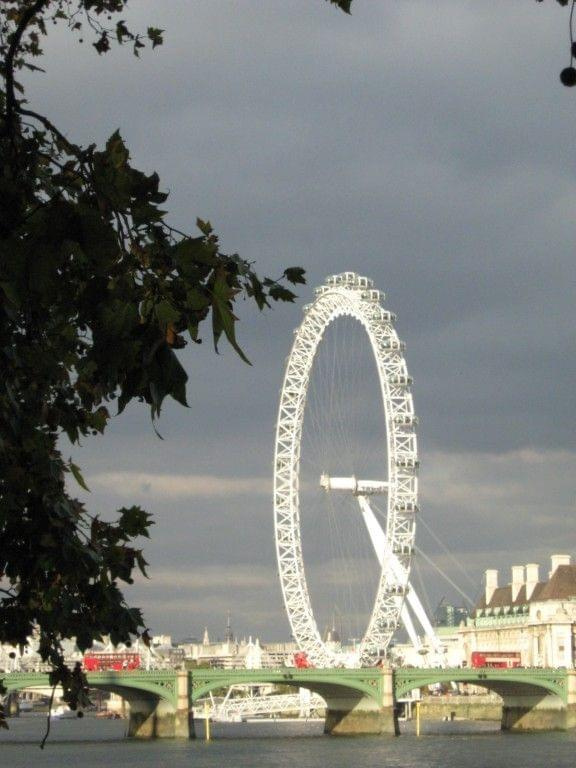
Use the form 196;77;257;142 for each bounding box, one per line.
414;694;502;721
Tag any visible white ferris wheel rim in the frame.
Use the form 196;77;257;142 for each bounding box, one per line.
273;272;419;668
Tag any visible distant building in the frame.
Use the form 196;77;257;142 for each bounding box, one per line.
433;600;469;628
180;634;299;669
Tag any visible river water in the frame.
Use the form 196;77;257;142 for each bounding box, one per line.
2;715;576;768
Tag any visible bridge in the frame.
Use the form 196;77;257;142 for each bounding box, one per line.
3;665;576;737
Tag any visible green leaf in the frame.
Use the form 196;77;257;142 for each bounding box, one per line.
327;0;352;12
154;299;180;327
116;20;132;44
105;130;129;169
93;32;111;55
118;506;154;539
186;287;211;311
69;462;90;493
148;344;189;417
196;218;213;236
147;27;164;48
247;274;269;311
211;272;251;365
174;237;217;273
135;550;150;577
283;267;306;285
0;281;20;308
100;300;139;339
269;284;297;303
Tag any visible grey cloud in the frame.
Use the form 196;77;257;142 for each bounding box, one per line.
30;0;576;639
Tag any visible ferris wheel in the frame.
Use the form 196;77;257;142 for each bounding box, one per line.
273;272;422;668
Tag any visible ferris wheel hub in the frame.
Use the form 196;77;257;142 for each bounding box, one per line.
319;474;389;495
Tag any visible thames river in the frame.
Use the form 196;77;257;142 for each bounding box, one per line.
2;716;576;768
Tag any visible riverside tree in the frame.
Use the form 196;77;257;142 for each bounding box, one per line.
0;0;349;727
535;0;576;86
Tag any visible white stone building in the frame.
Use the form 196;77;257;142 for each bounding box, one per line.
460;554;576;668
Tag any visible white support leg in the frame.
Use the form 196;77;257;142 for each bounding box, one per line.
357;495;444;664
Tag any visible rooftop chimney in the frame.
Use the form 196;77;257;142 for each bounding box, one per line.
525;563;539;599
511;565;524;602
549;554;571;579
485;569;498;604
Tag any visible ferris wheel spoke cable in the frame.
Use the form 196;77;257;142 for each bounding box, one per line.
369;484;474;612
369;490;474;610
318;321;358;466
302;324;379;634
321;486;371;636
413;545;475;607
306;322;385;637
305;319;376;479
417;513;478;590
411;555;436;623
303;344;374;486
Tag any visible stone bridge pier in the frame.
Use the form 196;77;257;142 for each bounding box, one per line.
56;669;193;738
499;671;576;731
315;670;398;735
100;670;191;739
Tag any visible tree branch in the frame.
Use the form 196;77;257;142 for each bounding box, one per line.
3;0;51;137
39;683;56;750
18;107;80;155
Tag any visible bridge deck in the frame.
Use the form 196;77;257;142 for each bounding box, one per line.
2;666;570;707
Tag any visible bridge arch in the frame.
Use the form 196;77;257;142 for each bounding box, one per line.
189;667;386;707
2;670;179;709
394;668;567;702
1;670;190;738
189;666;397;734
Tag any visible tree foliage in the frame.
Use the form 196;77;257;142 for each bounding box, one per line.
0;0;324;730
536;0;576;86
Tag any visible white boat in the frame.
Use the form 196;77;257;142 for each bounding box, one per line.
211;713;244;723
50;705;78;719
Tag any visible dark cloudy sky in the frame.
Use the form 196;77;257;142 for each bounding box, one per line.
25;1;576;643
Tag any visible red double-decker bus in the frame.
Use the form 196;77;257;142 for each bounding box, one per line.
470;651;521;669
83;652;141;672
293;651;313;668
